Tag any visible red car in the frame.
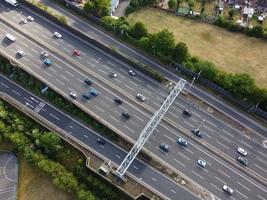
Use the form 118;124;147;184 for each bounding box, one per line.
73;50;81;56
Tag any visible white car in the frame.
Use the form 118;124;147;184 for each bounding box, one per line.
197;159;206;168
109;72;117;78
20;18;27;24
27;16;34;21
128;69;136;76
136;93;145;102
237;147;247;156
53;32;62;38
223;185;234;195
69;92;77;99
41;51;49;58
17;49;26;57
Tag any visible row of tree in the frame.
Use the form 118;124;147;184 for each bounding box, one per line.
84;0;111;17
99;17;267;111
0;99;131;200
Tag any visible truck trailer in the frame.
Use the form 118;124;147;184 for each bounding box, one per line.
4;0;19;7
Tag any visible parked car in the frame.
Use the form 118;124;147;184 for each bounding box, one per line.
53;31;62;38
136;93;145;102
192;128;202;138
17;49;25;57
73;49;81;56
222;185;234;195
84;79;92;85
109;72;117;78
197;159;207;168
183;109;192;117
27;16;34;21
96;137;106;145
177;137;188;147
122;112;131;119
237;147;247;156
128;69;136;76
114;97;123;104
82;93;90;100
159;144;170;152
237;156;248;166
41;51;49;58
89;88;99;96
69;92;77;99
43;58;52;66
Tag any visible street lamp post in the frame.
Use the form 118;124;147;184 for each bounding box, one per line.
248;102;260;113
188;77;196;91
196;69;202;80
197;119;205;131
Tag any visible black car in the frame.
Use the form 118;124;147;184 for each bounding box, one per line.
192;128;203;138
84;79;92;85
114;97;123;104
159;144;170;152
122;112;131;119
183;109;192;117
237;156;248;166
96;137;105;145
82;93;91;100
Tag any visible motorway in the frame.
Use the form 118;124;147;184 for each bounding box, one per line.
0;2;267;200
0;74;199;200
35;0;267;136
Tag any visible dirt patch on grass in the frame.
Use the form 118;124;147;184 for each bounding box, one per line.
127;7;267;88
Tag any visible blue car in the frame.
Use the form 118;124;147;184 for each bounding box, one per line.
43;58;52;66
89;88;99;96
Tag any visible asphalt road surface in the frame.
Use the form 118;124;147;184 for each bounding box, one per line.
0;152;18;200
0;3;266;200
0;74;199;200
33;0;267;137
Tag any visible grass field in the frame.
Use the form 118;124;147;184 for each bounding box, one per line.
127;7;267;88
0;142;74;200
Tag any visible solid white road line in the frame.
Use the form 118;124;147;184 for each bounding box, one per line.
84;135;88;138
151;177;158;182
12;89;21;96
49;113;59;120
170;189;176;194
257;195;266;200
116;155;121;159
1;82;9;88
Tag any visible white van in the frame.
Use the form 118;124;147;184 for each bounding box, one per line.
6;34;16;42
4;0;19;7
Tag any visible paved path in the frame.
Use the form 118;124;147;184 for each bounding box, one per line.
0;152;18;200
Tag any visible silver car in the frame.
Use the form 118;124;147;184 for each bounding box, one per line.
237;147;247;156
223;185;234;195
136;93;145;102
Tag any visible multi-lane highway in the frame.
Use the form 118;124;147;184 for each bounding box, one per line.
0;74;199;200
0;2;267;200
33;0;267;137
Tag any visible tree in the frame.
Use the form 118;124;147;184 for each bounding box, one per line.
148;29;175;56
200;0;206;14
38;132;62;154
168;0;176;9
172;42;189;63
228;8;236;20
187;0;195;13
131;22;148;39
84;0;95;13
95;0;110;17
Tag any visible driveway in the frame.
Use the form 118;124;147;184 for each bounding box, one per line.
0;152;18;200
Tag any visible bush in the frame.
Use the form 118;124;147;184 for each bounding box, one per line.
130;22;148;39
246;25;264;38
172;42;189;63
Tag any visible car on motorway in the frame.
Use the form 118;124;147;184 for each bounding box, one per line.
122;112;131;119
177;137;188;147
69;91;77;99
128;69;136;76
73;49;81;56
197;159;207;168
20;18;27;24
43;58;52;66
237;156;248;166
41;51;49;58
16;49;25;57
183;109;192;117
96;137;106;145
222;185;234;195
191;128;203;138
5;34;16;42
53;32;62;38
159;144;170;152
237;147;247;156
109;72;117;78
136;93;145;102
89;88;99;96
27;16;34;21
82;93;91;100
84;79;92;85
114;97;123;104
